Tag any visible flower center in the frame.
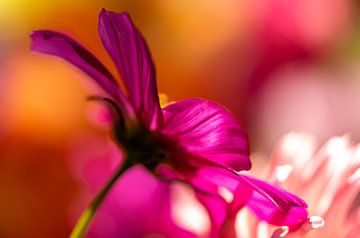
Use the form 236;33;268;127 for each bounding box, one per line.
114;123;173;170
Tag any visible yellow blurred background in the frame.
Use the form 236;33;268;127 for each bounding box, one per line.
1;0;360;237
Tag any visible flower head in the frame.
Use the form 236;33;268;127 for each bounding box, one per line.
31;9;309;236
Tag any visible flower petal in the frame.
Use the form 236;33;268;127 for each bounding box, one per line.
30;30;132;114
70;141;197;238
171;165;308;232
161;98;251;172
89;166;197;238
98;9;162;129
195;192;228;238
237;174;308;230
156;164;230;238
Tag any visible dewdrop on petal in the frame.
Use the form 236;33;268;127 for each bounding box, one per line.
308;216;325;229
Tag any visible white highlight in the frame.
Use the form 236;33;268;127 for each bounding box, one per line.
309;215;325;229
317;136;352;214
270;226;289;238
348;168;360;184
235;209;251;238
274;164;293;182
282;133;306;155
218;186;234;203
353;145;360;166
325;136;349;156
281;133;315;169
170;184;211;236
257;222;271;238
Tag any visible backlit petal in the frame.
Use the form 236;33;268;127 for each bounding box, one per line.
30;30;132;115
238;175;308;230
175;166;308;232
98;9;162;129
161;98;251;171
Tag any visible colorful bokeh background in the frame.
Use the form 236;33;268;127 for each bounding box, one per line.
1;1;360;237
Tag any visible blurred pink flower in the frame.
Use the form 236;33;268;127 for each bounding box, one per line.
237;133;360;237
247;0;352;89
253;64;360;152
31;9;309;236
240;0;353;122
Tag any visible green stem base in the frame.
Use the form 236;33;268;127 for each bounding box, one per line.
69;158;133;238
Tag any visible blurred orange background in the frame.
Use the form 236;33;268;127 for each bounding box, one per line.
1;1;360;237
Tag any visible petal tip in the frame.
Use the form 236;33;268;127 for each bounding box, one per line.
30;30;45;51
99;7;130;20
30;30;55;43
245;159;252;171
30;30;43;41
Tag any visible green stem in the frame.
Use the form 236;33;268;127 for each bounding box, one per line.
69;157;133;238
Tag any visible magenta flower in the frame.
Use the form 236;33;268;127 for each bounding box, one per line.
31;9;308;237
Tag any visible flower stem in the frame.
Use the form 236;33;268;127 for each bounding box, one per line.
69;157;133;238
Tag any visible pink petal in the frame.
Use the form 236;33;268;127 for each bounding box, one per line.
345;225;360;238
98;9;162;129
161;98;251;172
77;157;197;238
174;165;308;232
195;192;228;238
90;166;197;238
238;175;308;230
157;164;233;238
30;30;132;115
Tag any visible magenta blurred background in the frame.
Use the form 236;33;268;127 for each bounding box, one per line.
1;0;360;237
